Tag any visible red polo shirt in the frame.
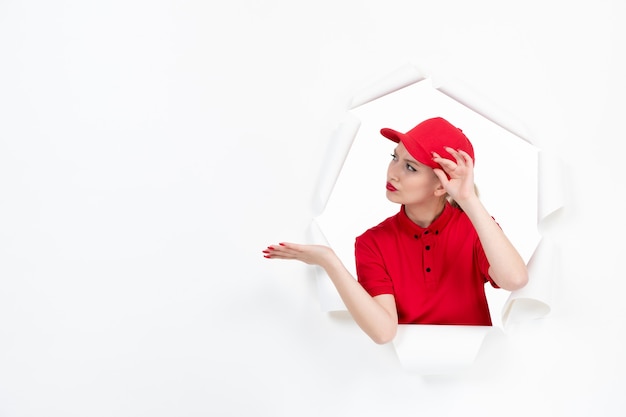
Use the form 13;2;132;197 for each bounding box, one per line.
355;202;497;326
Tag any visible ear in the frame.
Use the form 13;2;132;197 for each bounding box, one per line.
432;168;448;197
433;182;447;197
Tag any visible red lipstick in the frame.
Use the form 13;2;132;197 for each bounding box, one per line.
386;182;397;191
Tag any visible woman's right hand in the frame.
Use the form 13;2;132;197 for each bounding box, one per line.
263;242;336;268
263;242;398;344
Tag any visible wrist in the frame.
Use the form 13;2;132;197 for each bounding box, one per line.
320;251;344;274
454;193;482;212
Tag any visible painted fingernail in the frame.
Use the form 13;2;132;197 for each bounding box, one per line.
267;246;275;250
264;255;271;259
262;250;270;254
279;243;285;246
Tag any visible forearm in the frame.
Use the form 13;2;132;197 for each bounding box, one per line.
459;197;529;291
321;256;398;344
264;242;398;343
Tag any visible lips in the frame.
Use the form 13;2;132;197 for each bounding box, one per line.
386;182;397;191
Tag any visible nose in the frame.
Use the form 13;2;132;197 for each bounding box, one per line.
387;161;399;181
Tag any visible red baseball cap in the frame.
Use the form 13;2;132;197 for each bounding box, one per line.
380;117;474;171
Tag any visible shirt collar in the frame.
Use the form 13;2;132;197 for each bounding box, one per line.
397;202;454;238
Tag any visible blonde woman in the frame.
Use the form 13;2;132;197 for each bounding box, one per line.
264;117;528;344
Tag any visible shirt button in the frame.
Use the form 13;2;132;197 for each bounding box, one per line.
424;231;429;235
425;245;430;250
426;267;431;272
414;234;419;239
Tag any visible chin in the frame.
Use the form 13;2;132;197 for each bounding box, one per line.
385;192;402;204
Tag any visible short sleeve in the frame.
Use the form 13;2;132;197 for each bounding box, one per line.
355;233;395;297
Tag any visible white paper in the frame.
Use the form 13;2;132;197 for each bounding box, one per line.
307;219;346;312
349;62;427;109
392;325;493;375
311;113;361;217
538;150;566;222
431;72;534;145
502;237;557;325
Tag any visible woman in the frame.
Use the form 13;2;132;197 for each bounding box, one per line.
263;117;528;344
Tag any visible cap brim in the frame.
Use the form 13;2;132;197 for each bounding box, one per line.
381;127;437;171
380;128;403;143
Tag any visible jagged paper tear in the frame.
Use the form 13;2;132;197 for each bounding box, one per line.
431;74;533;145
308;219;346;312
310;63;564;373
501;236;558;325
311;113;361;217
392;325;494;375
500;151;564;326
537;150;566;222
349;63;427;109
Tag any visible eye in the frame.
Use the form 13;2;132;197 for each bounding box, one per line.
390;153;398;161
406;164;417;172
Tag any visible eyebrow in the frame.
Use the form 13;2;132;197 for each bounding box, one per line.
394;148;421;167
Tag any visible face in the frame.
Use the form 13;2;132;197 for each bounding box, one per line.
385;142;445;206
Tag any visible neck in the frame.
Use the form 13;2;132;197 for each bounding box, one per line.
404;199;447;228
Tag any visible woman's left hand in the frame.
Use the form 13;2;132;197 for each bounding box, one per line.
432;147;477;204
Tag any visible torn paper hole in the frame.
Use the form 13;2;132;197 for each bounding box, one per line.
310;64;564;373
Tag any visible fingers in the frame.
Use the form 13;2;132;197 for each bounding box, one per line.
432;149;454;166
443;147;473;167
262;242;294;259
262;242;312;260
432;147;473;177
262;243;333;267
432;167;449;185
432;151;457;171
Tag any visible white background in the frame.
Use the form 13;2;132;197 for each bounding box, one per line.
0;1;625;416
